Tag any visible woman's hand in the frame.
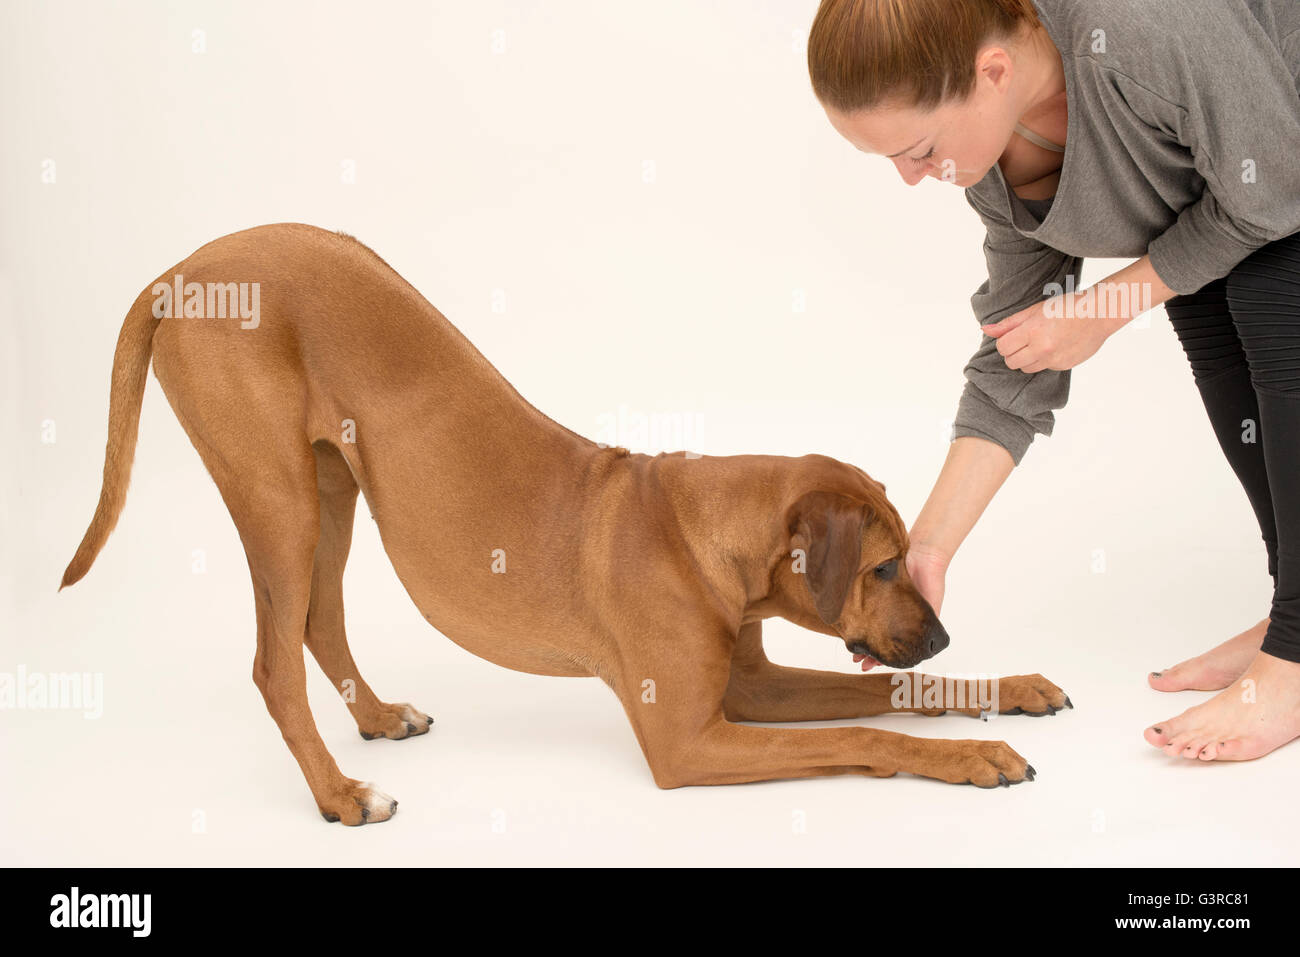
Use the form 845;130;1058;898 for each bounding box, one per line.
982;289;1120;373
906;541;951;618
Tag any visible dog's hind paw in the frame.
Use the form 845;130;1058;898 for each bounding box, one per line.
357;702;434;741
318;781;398;826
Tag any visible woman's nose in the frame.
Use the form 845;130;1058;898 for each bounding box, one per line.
891;158;929;186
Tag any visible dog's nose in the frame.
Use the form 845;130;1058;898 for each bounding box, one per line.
925;618;950;657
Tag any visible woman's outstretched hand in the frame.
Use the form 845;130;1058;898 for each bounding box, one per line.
905;542;950;619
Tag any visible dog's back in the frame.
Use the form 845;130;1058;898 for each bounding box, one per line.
63;223;618;674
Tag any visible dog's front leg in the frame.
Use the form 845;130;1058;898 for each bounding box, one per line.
614;622;1034;788
724;623;1070;722
640;718;1034;789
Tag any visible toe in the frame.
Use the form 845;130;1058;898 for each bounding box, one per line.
1149;660;1207;693
396;703;433;734
1215;738;1249;761
354;783;398;824
1144;723;1172;747
1163;729;1196;757
1147;667;1177;691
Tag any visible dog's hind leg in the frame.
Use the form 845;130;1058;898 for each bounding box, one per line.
304;440;433;742
147;317;395;823
227;446;396;826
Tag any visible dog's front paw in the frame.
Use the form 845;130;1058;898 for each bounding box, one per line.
358;701;434;741
935;739;1035;788
984;673;1072;718
318;781;398;826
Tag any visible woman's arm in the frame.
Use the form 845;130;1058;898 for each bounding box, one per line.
906;435;1015;616
1109;254;1178;314
912;255;1176;615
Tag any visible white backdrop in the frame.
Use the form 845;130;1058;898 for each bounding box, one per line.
2;0;1292;866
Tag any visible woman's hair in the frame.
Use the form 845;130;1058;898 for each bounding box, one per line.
808;0;1040;114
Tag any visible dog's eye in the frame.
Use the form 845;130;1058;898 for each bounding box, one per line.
874;560;898;581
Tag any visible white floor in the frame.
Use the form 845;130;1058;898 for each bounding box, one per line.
5;490;1294;866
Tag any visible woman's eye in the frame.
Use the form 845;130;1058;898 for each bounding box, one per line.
914;147;935;161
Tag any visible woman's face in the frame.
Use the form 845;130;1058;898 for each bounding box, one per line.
822;46;1021;188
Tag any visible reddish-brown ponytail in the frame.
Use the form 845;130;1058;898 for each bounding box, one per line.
808;0;1041;113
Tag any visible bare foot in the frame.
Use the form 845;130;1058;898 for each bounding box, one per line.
1147;618;1268;692
1144;650;1300;761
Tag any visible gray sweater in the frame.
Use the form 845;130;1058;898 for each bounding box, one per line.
954;0;1300;464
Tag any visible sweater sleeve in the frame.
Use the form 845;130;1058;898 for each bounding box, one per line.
953;186;1083;465
1111;2;1300;294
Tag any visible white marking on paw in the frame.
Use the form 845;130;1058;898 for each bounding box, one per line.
357;784;395;814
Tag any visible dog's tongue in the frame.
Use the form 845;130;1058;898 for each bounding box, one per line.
851;653;880;671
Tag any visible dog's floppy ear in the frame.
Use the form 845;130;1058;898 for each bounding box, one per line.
787;490;870;625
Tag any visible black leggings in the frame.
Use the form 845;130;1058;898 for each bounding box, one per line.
1165;231;1300;663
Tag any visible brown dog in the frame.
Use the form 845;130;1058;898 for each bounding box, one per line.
61;223;1069;824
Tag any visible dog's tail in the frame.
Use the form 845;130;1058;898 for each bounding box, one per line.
60;290;162;590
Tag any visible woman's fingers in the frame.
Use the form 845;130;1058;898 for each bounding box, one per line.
993;327;1034;361
1003;342;1037;370
983;309;1030;338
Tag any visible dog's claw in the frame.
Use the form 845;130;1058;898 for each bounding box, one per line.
1064;696;1073;709
1025;764;1037;780
997;773;1009;787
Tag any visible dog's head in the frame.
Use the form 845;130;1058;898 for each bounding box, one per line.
769;463;948;669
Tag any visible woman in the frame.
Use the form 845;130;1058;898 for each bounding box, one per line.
808;0;1300;761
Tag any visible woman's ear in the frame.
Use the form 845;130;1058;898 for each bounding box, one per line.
787;490;870;625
